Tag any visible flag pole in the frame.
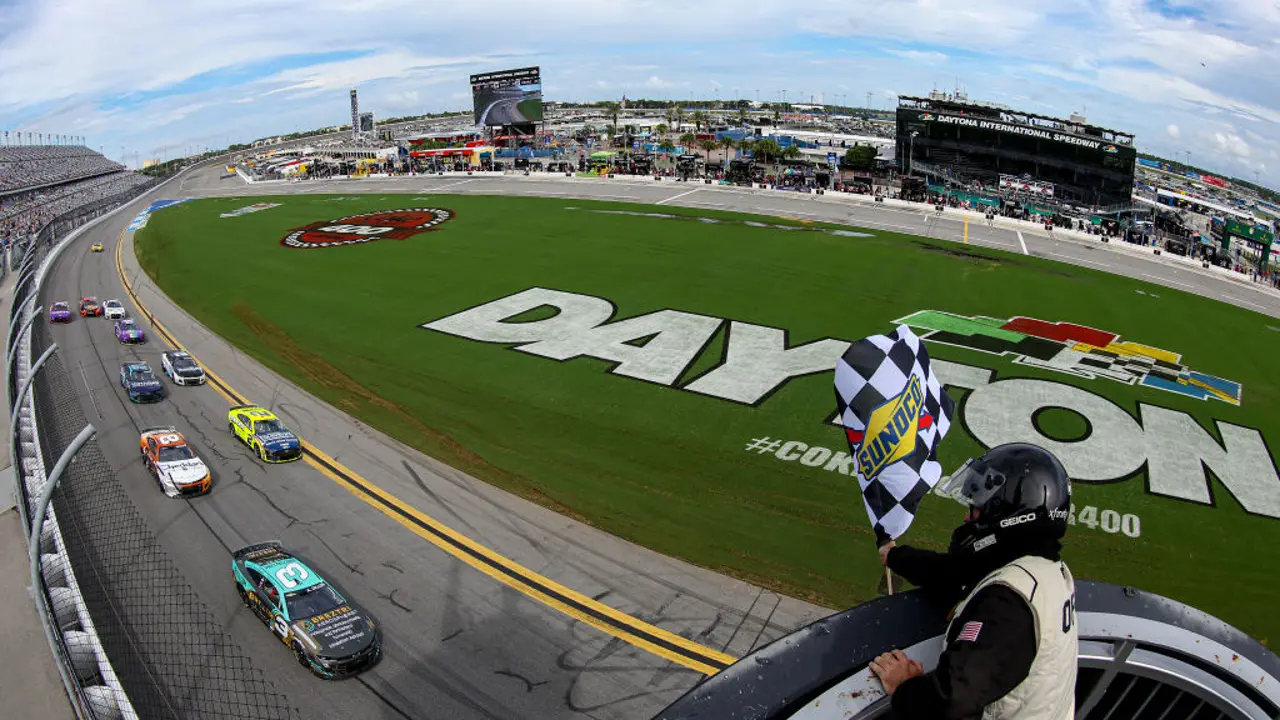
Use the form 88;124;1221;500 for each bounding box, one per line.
885;566;894;595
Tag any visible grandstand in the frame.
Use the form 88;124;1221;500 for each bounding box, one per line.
0;145;154;247
1;145;124;194
896;91;1137;208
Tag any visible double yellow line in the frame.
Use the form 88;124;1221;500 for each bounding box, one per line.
114;231;737;676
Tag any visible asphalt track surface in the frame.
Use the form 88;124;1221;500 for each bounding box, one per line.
42;167;1280;719
477;88;537;126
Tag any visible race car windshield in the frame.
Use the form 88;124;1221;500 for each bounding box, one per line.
158;445;194;462
256;419;285;434
173;356;197;368
287;584;346;619
53;303;68;310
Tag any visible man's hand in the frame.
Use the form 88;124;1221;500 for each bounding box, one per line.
878;540;896;567
869;649;924;695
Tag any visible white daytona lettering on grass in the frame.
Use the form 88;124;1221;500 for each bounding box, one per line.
685;322;849;405
421;288;1280;518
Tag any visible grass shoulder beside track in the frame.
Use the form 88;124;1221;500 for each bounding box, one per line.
135;193;1280;646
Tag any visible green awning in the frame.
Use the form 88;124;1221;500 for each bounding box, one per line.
1027;206;1054;217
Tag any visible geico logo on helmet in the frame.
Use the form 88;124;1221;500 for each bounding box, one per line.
999;512;1039;529
421;287;1280;520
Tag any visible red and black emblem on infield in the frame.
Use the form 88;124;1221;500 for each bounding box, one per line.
281;208;454;249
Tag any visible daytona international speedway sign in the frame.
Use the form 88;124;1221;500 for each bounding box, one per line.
920;112;1121;152
421;288;1280;520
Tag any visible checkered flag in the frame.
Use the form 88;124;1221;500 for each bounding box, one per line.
834;324;955;545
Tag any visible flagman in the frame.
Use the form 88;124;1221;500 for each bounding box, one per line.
869;443;1078;719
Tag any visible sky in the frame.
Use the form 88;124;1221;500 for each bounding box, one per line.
1;0;1277;189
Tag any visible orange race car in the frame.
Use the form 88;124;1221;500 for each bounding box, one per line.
79;296;103;317
139;426;211;497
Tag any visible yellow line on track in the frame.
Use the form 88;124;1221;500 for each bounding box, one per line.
114;229;737;676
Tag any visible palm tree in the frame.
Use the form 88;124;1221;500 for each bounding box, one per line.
655;123;669;137
678;132;696;150
736;107;748;128
692;110;708;132
657;138;676;154
601;101;620;143
718;136;737;163
754;138;782;163
782;145;802;161
698;139;718;163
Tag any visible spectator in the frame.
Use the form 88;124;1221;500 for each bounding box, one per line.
1;152;153;247
0;145;124;194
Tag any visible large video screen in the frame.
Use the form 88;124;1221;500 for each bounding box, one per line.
470;66;542;126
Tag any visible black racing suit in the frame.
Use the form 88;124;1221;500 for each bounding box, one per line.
884;545;1041;719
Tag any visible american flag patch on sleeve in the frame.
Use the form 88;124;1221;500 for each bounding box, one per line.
957;621;983;642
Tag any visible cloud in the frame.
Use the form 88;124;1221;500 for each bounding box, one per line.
0;0;1276;188
1213;130;1251;159
887;49;949;65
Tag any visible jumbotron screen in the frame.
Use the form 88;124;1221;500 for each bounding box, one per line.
470;66;543;126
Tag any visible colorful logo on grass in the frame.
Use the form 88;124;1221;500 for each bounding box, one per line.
897;310;1242;406
281;208;454;249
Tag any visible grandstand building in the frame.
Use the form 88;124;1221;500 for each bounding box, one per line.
896;91;1137;209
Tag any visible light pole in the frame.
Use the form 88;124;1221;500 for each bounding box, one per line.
909;130;919;178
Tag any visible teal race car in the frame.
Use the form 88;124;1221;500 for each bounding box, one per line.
119;362;165;403
231;542;381;679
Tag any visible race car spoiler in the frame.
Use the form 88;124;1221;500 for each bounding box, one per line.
233;541;287;561
140;425;178;436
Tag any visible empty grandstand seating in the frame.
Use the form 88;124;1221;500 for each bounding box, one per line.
0;145;125;195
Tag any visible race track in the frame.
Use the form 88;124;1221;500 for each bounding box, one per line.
43;165;1280;718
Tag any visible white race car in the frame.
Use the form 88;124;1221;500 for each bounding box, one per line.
103;299;126;319
161;350;206;385
139;427;211;497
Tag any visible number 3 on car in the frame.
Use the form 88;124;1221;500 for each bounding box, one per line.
231;542;382;679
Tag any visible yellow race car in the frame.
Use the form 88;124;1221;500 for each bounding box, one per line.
90;243;104;252
228;405;302;463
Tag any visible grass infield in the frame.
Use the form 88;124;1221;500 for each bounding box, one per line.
135;193;1280;645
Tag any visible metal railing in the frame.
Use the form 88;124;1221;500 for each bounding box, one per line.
8;199;136;719
656;580;1280;719
7;165;299;719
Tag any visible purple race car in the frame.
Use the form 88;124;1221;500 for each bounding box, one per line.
114;318;146;344
49;302;73;323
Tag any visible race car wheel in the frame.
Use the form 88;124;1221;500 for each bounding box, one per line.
257;444;267;462
237;584;250;607
229;422;238;438
293;641;309;669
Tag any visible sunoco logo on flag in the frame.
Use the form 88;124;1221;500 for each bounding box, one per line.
857;374;924;480
834;325;955;544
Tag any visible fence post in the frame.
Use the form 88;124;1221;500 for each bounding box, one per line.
26;424;97;715
11;343;57;443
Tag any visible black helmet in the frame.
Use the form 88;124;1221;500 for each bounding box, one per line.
940;443;1072;560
